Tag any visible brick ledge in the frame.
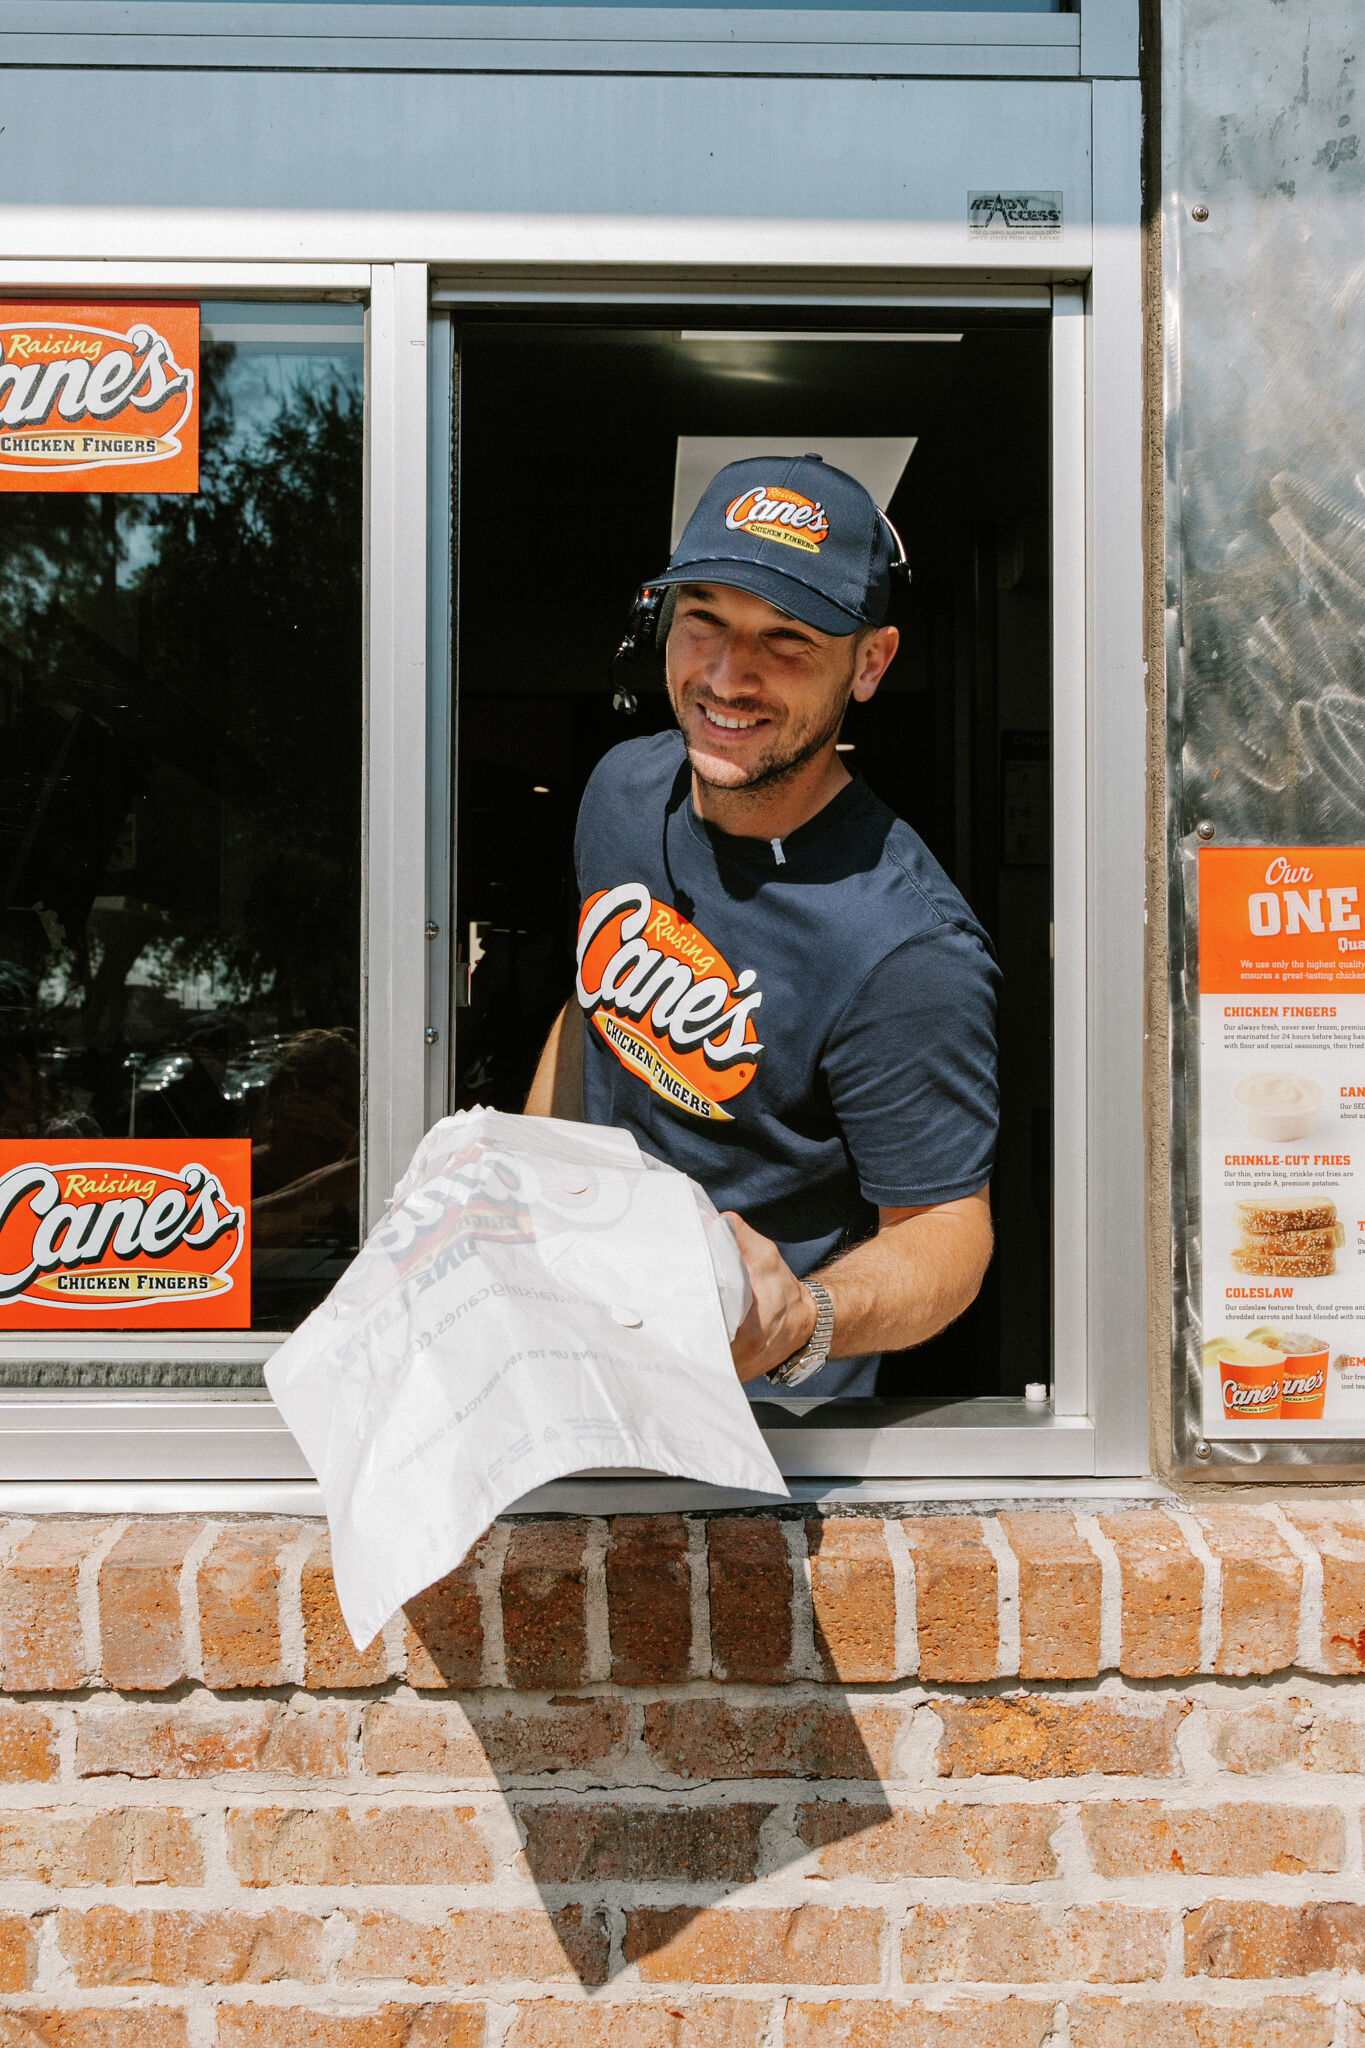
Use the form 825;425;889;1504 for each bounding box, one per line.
0;1505;1361;1694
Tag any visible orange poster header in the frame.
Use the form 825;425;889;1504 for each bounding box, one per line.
0;301;198;494
1199;847;1365;995
0;1141;249;1328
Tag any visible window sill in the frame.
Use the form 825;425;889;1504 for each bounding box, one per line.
0;1391;1097;1482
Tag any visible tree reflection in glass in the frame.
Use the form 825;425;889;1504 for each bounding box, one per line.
0;303;364;1344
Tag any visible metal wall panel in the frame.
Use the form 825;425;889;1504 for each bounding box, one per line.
1165;0;1365;1476
0;71;1091;267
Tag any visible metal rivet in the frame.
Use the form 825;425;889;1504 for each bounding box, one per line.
1194;1439;1213;1461
1191;204;1210;222
1197;821;1216;841
424;921;440;940
424;1026;440;1045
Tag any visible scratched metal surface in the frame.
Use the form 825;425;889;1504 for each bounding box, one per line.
1166;0;1365;1476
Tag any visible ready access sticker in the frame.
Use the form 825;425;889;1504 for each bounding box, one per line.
0;1141;250;1328
1197;848;1365;1438
0;302;198;493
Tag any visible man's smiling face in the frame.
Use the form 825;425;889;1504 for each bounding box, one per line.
664;581;896;794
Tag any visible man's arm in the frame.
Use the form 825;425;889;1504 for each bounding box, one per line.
727;1188;993;1383
524;1002;584;1118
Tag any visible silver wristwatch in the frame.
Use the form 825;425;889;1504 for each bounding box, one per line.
766;1278;836;1388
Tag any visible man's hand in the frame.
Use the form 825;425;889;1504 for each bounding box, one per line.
725;1214;817;1383
724;1188;993;1386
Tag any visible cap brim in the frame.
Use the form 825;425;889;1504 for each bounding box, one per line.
648;557;867;637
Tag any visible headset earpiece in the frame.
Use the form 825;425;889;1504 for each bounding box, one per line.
614;584;665;667
612;583;669;714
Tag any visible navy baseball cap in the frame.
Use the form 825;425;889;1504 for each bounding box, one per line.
649;453;898;636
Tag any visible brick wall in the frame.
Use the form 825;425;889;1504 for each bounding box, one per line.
0;1505;1364;2044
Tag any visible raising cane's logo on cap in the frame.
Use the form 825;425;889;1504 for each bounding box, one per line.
0;302;199;494
577;885;763;1121
725;484;830;554
0;1141;250;1327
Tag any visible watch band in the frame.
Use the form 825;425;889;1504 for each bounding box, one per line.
766;1278;836;1388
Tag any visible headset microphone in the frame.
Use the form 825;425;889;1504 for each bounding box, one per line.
611;583;665;715
881;510;912;592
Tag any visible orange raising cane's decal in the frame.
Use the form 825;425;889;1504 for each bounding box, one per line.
0;1142;250;1328
0;302;198;494
577;885;763;1121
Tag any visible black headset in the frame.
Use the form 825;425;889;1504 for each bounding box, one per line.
610;511;911;715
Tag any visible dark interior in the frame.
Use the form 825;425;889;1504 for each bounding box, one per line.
452;314;1053;1400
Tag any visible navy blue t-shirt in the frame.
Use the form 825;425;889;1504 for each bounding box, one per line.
573;732;999;1396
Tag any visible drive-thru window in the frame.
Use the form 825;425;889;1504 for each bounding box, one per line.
0;0;1146;1488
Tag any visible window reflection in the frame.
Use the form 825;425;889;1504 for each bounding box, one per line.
0;302;364;1337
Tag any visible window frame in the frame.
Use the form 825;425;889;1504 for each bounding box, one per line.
0;243;1146;1490
0;1;1119;86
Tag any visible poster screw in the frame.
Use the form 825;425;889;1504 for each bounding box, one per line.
1191;204;1210;222
1193;1440;1212;1460
424;1026;440;1045
1196;821;1216;841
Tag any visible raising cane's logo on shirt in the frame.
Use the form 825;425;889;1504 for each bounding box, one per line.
725;484;830;555
577;884;763;1121
0;1141;249;1327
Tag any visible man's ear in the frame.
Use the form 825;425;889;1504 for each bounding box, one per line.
851;624;900;704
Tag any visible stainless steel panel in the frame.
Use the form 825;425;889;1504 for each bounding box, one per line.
1165;0;1365;1477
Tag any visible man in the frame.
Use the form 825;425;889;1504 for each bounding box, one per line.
527;454;998;1396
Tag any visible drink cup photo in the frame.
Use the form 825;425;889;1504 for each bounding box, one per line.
1214;1338;1284;1422
1247;1325;1328;1421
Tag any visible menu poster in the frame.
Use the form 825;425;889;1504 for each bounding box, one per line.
1199;847;1365;1438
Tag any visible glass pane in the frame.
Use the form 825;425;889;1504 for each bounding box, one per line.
0;301;365;1366
453;318;1052;1401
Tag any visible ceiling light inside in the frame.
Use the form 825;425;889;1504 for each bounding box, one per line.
680;331;963;344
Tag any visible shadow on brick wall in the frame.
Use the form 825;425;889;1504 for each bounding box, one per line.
397;1515;893;1988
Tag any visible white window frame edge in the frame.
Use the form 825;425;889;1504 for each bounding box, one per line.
0;90;1148;1484
0;2;1085;83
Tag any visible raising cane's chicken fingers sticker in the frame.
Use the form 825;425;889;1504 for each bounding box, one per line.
0;1141;250;1328
0;302;198;493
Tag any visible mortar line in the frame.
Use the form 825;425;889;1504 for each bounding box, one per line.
978;1515;1021;1679
882;1516;919;1679
75;1517;127;1690
1075;1514;1122;1672
784;1518;818;1682
1267;1504;1325;1675
1171;1509;1221;1674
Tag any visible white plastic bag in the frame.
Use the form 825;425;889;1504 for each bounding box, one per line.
265;1108;786;1649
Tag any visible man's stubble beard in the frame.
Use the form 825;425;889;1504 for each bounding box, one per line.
669;652;857;797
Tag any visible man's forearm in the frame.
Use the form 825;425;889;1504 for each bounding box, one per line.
815;1191;993;1358
727;1188;993;1382
524;1003;584;1118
